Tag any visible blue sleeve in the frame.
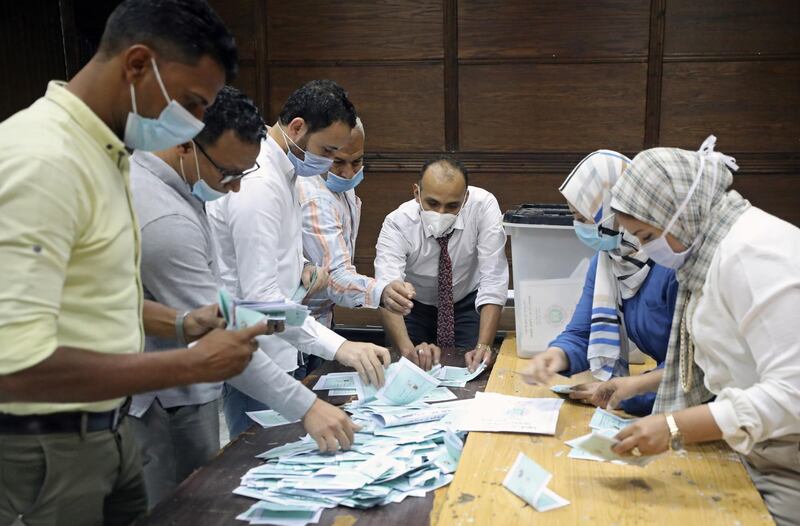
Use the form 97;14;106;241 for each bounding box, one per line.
549;254;599;376
620;391;656;416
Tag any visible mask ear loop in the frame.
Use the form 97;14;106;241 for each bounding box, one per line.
191;140;202;186
150;57;172;105
129;84;138;115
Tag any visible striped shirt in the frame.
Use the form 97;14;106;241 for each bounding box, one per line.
297;175;386;327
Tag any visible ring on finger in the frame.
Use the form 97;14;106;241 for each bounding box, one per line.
631;447;642;457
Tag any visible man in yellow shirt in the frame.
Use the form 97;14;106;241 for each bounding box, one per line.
0;1;269;524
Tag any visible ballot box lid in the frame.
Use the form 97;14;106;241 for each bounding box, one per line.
503;204;573;226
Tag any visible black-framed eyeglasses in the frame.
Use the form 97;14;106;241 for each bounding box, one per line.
194;141;260;184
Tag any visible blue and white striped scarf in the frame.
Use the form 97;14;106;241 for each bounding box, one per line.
560;150;652;381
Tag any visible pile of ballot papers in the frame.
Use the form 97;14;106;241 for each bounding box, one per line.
219;288;310;328
234;358;569;524
233;359;489;524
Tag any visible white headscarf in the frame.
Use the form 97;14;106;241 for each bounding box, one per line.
560;150;652;380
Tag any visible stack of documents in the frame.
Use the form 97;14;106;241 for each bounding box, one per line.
219;288;310;328
503;453;570;512
565;408;658;466
234;400;468;523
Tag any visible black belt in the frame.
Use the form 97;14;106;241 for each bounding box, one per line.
0;398;130;435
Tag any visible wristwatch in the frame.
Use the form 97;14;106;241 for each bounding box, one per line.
175;310;191;347
665;413;685;452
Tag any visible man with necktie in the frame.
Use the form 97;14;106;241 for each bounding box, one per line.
375;157;509;372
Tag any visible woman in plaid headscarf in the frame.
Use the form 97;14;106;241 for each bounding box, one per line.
609;136;800;526
522;150;679;416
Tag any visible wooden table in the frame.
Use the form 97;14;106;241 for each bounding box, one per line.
432;334;774;526
138;348;489;526
139;336;772;526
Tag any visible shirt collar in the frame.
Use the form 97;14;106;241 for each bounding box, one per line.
263;129;296;182
44;81;128;170
130;150;204;213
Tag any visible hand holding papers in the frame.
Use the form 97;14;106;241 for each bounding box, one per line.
375;357;440;405
503;453;569;512
550;384;575;395
219;288;310;328
429;362;488;388
565;408;659;466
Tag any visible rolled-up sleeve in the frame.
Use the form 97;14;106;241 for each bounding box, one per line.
707;246;800;454
474;194;509;310
0;156;86;374
301;195;384;309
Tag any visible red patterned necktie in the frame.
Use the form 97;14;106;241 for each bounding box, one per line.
436;231;455;348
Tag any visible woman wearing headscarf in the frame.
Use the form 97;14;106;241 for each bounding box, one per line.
523;150;678;416
609;136;800;526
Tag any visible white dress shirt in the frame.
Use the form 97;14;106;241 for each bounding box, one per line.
297;175;387;327
691;207;800;455
128;151;315;421
207;134;346;371
374;185;509;310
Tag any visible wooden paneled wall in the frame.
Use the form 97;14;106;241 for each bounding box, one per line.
3;0;799;281
210;0;800;284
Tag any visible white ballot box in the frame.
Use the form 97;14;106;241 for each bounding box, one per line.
504;204;594;358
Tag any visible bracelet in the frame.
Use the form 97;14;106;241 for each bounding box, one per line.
175;311;191;347
475;343;493;354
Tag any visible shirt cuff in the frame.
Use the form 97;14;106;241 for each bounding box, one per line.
367;279;388;309
708;394;759;455
311;324;347;361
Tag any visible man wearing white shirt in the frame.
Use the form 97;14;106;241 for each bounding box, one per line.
208;80;395;437
376;157;509;372
129;86;363;505
297;118;415;329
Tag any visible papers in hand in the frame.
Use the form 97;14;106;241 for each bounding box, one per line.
429;362;487;388
550;384;575;395
352;357;441;406
568;429;657;467
449;392;563;435
564;408;656;466
589;408;636;432
503;453;569;512
218;288;309;328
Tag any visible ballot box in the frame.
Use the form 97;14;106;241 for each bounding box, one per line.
503;204;594;358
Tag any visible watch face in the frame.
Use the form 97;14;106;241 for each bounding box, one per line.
671;435;684;451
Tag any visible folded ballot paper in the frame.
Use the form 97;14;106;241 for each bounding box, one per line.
219;288;310;329
428;362;488;388
503;453;570;512
564;408;659;466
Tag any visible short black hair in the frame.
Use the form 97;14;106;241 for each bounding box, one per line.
194;86;266;147
98;0;238;82
278;80;357;134
420;156;469;187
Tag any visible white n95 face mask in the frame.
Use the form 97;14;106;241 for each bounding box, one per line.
418;190;467;239
420;209;459;238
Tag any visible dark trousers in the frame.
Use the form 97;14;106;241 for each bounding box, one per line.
400;290;480;350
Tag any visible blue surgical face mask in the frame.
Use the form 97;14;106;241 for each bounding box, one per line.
573;218;621;252
277;124;334;177
124;58;205;152
325;167;364;193
180;145;226;202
